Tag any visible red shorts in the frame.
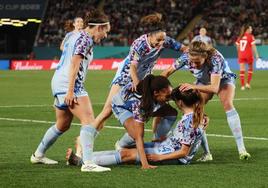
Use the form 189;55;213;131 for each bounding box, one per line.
238;57;254;64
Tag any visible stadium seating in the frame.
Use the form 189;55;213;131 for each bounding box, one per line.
36;0;268;47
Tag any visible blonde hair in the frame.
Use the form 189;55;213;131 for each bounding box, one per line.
189;41;216;66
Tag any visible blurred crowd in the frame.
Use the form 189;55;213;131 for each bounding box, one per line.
36;0;268;47
189;0;268;45
36;0;98;47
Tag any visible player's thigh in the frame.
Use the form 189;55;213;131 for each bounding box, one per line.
69;96;94;125
218;84;235;111
124;117;144;139
55;107;73;131
200;92;213;104
103;84;121;109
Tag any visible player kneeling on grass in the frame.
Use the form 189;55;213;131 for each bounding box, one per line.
66;87;209;167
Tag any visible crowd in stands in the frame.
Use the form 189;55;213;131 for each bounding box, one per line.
36;0;268;47
189;0;268;45
36;0;98;47
102;0;204;46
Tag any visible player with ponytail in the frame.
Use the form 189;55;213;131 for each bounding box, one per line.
162;41;251;161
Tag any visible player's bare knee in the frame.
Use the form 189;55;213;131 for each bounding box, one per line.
223;101;234;111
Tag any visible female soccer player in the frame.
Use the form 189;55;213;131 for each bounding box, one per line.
162;41;251;160
93;13;185;139
112;75;176;169
236;24;259;90
66;87;206;167
60;17;84;51
30;9;111;172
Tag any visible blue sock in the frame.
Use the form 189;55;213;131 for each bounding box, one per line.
154;116;177;140
226;108;246;153
35;124;63;157
80;125;97;163
92;150;121;166
201;132;211;154
118;133;135;148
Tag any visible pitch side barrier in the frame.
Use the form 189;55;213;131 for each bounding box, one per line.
5;58;268;70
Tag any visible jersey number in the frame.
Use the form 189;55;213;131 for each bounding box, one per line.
239;40;248;52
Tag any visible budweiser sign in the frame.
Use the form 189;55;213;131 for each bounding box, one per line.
10;58;175;70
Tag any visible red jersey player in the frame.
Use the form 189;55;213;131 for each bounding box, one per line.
236;25;259;90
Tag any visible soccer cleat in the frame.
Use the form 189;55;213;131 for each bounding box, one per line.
66;148;82;166
81;162;111;172
196;153;213;162
241;86;245;91
30;154;58;164
114;140;122;151
245;83;251;89
239;151;251;160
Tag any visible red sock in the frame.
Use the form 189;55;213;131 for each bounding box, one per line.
240;70;245;87
247;68;253;85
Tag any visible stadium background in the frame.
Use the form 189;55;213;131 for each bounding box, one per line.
0;0;268;188
0;0;268;70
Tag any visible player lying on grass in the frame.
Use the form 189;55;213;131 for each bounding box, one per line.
66;87;209;167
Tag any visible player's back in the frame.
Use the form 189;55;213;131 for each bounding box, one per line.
236;33;254;58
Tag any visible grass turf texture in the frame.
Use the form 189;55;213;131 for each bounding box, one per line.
0;70;267;188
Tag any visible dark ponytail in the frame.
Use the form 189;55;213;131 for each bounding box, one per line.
140;13;165;34
171;87;204;128
192;91;204;129
140;75;171;120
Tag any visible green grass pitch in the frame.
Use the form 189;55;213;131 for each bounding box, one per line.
0;70;267;188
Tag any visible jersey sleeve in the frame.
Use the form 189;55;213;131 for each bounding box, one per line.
163;36;182;51
211;53;224;74
74;35;92;57
129;46;140;65
172;53;188;70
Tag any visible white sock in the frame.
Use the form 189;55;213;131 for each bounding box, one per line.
80;125;97;163
35;124;63;157
201;132;211;154
92;150;121;166
226;108;246;153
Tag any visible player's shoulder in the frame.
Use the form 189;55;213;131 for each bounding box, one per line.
181;113;193;127
75;31;93;46
210;50;225;64
131;34;149;51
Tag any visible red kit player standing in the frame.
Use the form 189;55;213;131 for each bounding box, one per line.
236;25;259;90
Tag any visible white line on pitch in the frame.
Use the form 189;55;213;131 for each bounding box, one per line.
0;117;267;141
0;97;268;108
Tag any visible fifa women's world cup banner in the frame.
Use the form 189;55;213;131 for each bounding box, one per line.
9;58;268;70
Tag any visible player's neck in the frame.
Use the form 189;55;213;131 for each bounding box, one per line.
182;107;194;115
84;27;94;37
